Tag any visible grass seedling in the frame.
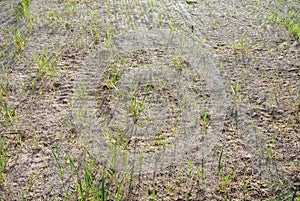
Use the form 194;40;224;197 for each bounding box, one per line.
149;0;155;12
108;128;130;150
128;96;144;123
188;159;193;177
69;153;102;200
232;38;249;54
156;130;167;150
179;92;190;111
3;100;17;123
0;137;8;183
291;188;298;201
266;137;277;161
13;29;25;53
106;64;120;90
151;184;157;201
221;174;233;191
105;27;114;48
105;141;119;172
233;40;238;54
69;157;84;200
65;1;76;16
138;150;145;170
24;12;36;33
50;147;68;190
83;157;98;200
105;0;111;15
202;110;210;133
240;38;249;54
0;77;8;100
144;80;153;98
31;76;35;92
115;175;127;201
33;133;41;149
242;177;251;193
89;26;100;47
36;49;57;79
169;19;175;31
268;9;300;42
172;56;188;72
15;0;31;21
231;83;240;113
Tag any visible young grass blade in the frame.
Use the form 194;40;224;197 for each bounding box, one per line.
218;148;223;176
50;147;61;171
3;101;13;122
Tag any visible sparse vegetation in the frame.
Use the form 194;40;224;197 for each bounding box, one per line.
0;0;299;200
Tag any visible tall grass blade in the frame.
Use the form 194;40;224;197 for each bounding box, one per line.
101;176;105;201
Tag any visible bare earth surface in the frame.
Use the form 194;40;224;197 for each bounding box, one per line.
0;0;299;200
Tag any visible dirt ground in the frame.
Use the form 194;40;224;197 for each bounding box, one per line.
0;0;299;200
